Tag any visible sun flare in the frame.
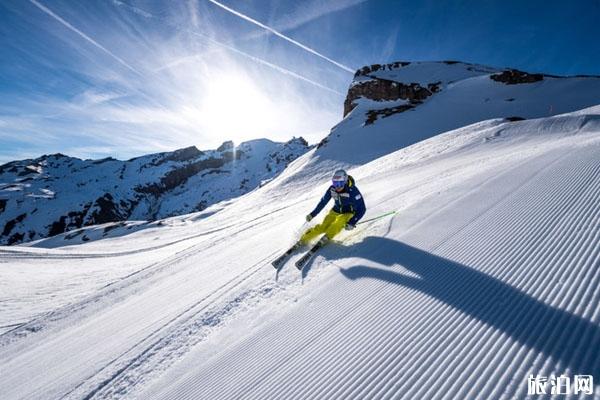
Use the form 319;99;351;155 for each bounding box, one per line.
199;73;275;144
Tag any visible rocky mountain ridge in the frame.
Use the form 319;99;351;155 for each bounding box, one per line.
342;61;600;123
0;137;309;245
310;61;600;167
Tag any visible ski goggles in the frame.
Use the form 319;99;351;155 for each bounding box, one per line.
332;180;345;188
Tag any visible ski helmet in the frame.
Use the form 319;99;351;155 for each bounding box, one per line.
332;169;348;189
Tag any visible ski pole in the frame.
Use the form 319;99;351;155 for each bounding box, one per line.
357;210;397;225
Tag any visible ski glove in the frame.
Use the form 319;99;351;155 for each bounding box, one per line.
306;214;313;222
345;223;355;231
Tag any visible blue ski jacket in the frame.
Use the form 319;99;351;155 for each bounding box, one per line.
309;175;366;226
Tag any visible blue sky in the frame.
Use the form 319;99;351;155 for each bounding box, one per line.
0;0;598;163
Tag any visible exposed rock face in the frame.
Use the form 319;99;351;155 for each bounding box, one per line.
48;216;68;237
2;213;27;245
217;141;235;152
365;104;415;125
344;79;432;117
490;69;544;85
150;146;204;166
88;193;125;225
0;138;310;245
2;213;26;237
46;203;93;238
343;62;554;124
354;62;412;78
343;62;453;119
135;151;240;197
267;137;308;165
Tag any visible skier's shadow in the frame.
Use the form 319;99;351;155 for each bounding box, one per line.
332;236;600;377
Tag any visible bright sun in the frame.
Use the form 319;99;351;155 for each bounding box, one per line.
199;73;274;143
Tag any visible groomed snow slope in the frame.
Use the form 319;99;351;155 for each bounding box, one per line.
1;107;599;399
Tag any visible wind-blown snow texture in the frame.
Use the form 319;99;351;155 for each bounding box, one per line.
0;62;599;400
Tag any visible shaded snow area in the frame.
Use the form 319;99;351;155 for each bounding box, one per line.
0;104;598;399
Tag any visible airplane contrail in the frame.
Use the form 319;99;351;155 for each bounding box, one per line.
29;0;140;75
206;0;355;74
107;0;344;95
190;32;345;96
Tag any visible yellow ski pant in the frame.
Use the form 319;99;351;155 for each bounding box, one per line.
301;210;354;244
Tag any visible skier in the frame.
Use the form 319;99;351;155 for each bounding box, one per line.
271;169;367;270
301;169;366;247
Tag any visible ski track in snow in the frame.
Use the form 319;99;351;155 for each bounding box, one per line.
1;109;599;399
0;194;347;399
0;199;307;260
141;144;600;399
0;199;309;341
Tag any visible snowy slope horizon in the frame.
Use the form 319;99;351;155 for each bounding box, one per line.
2;61;599;247
0;137;309;245
1;104;599;399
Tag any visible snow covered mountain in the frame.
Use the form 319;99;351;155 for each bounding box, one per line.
0;62;599;400
319;61;600;165
0;137;309;245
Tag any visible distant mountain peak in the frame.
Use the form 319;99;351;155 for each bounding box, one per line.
0;139;309;245
217;141;235;152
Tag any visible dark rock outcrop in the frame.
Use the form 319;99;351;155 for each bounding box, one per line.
317;137;329;149
151;146;203;167
217;141;235;152
46;203;95;237
490;69;544;85
48;216;67;237
343;62;454;118
365;105;415;125
92;157;117;165
344;80;432;117
428;81;442;93
0;161;19;174
7;232;24;245
88;193;126;225
354;62;411;78
290;137;308;147
18;167;38;177
135;152;239;197
268;137;309;165
41;153;68;160
67;207;90;228
2;213;27;236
